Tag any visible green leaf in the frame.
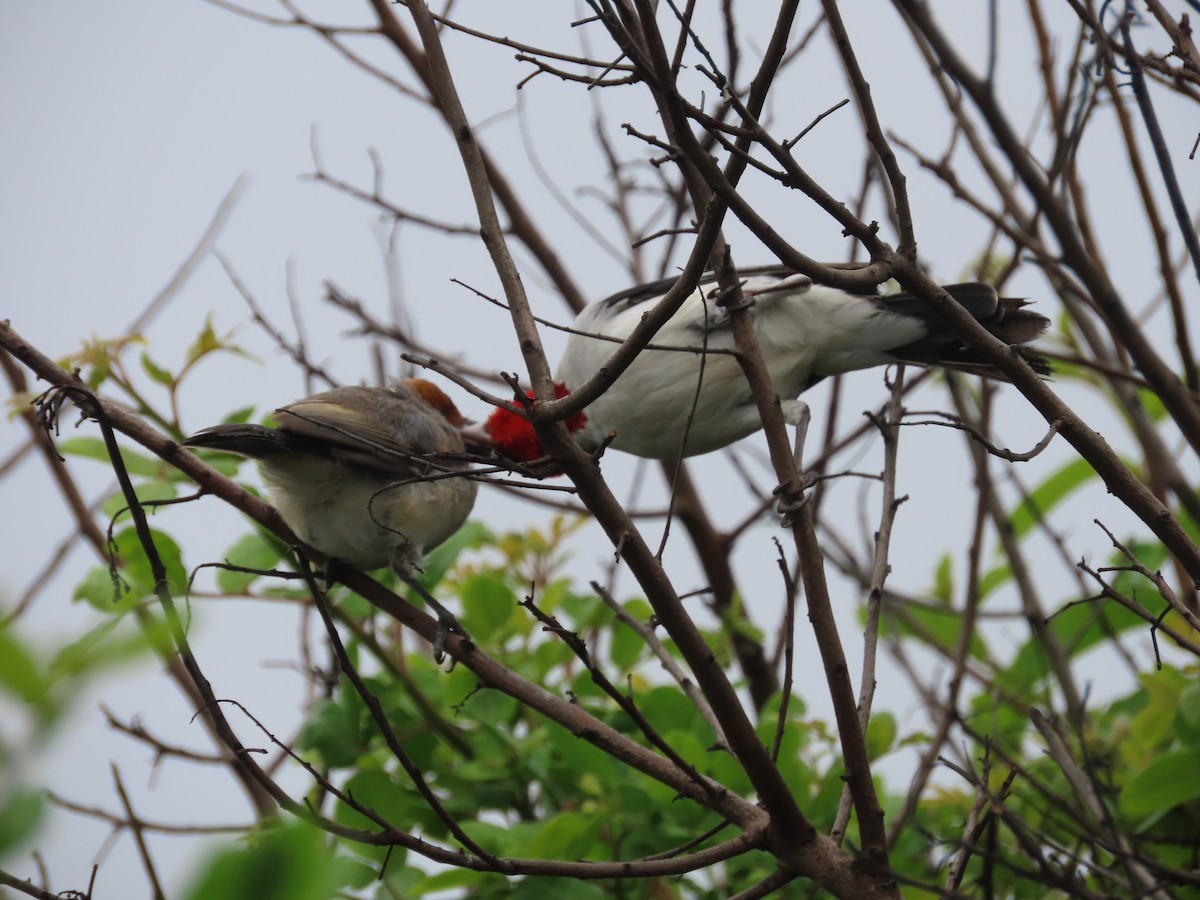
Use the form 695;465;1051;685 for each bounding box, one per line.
930;554;953;603
512;876;608;900
56;436;164;478
0;627;46;702
458;573;516;639
1126;668;1191;762
1119;747;1200;819
335;859;375;890
524;810;604;860
977;563;1013;600
53;616;114;674
0;788;45;856
73;564;133;612
866;711;897;760
112;526;188;599
415;521;490;590
881;604;984;659
222;405;257;425
334;770;417;836
101;480;178;520
186;315;222;365
184;822;348;900
216;532;285;593
56;435;112;463
458;819;516;857
376;865;425;897
1108;539;1169;599
639;685;707;735
1137;387;1167;422
296;698;365;769
1009;457;1098;538
608;616;645;671
1176;682;1200;747
47;617;156;686
184;314;257;369
1000;599;1147;698
1047;597;1144;661
140;351;175;386
184;445;247;478
408;867;491;896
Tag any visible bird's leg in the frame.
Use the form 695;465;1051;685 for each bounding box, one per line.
289;545;343;592
774;399;814;528
780;399;810;429
391;545;467;665
772;472;817;527
394;569;465;665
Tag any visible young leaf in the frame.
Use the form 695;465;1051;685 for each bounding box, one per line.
183;821;349;900
57;436;165;478
112;526;188;599
215;531;285;593
459;573;516;638
1119;748;1200;819
140;351;175;386
415;520;490;590
0;627;46;703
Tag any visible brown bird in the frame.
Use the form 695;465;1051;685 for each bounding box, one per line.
185;378;477;653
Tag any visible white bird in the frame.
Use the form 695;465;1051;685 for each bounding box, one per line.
481;265;1049;464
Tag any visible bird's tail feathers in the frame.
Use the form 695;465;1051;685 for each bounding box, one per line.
884;283;1051;378
183;423;286;459
902;342;1053;379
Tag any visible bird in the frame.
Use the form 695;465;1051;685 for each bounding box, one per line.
479;265;1050;465
184;378;478;653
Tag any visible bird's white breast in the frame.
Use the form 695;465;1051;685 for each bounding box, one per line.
558;281;881;458
261;455;477;569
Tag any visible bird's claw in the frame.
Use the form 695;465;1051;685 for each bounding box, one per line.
773;472;816;527
392;562;470;667
429;608;468;668
411;589;471;667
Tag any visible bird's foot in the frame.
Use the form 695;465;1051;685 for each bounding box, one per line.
393;566;470;666
427;604;467;668
773;472;816;527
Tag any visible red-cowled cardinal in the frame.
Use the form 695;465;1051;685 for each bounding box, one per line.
481;266;1049;465
185;378;478;653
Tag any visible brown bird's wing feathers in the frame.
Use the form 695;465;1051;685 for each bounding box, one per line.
185;384;466;477
273;386;464;474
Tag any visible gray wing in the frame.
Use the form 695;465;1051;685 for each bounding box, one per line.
275;386;466;474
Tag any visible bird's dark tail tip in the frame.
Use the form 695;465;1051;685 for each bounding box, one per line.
183;423;281;457
886;284;1052;379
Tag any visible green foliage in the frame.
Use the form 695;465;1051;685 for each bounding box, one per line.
0;612;157;858
111;525;189;600
199;516;902;898
459;572;519;638
1007;456;1098;539
151;485;1197;898
57;436;171;479
183;821;364;900
60;318;255;431
215;531;287;593
0;787;45;859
